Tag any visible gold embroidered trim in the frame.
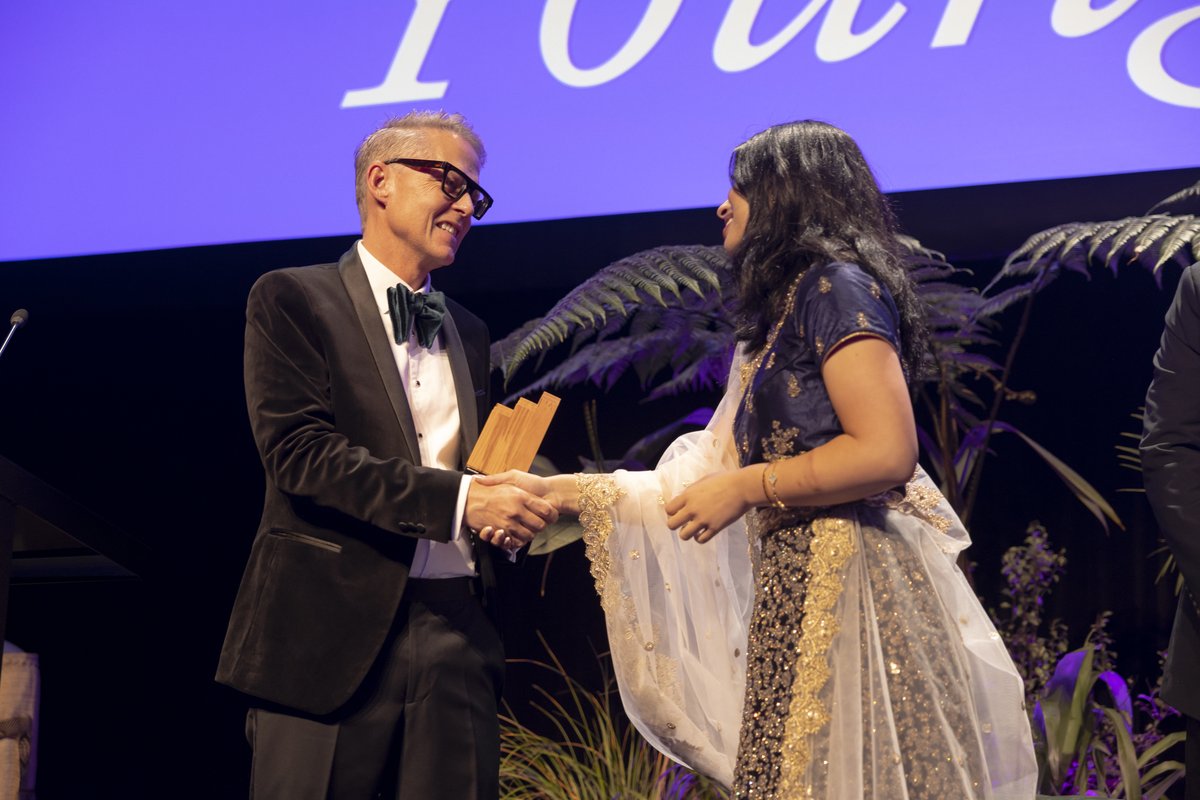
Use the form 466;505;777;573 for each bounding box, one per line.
739;274;805;402
787;373;801;398
901;481;953;534
777;514;857;796
577;473;625;599
865;474;953;535
817;276;832;293
817;330;893;365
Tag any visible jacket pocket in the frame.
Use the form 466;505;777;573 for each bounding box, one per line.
266;529;343;553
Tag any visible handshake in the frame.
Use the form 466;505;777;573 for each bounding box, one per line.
460;392;746;552
460;392;576;552
463;470;580;552
465;464;752;552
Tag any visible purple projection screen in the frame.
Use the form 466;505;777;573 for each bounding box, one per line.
2;0;1198;261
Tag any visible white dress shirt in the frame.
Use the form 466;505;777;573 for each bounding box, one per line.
358;241;475;578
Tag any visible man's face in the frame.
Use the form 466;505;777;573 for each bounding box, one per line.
379;129;482;275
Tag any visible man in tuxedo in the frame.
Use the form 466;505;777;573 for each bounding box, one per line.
216;111;556;799
1142;262;1200;800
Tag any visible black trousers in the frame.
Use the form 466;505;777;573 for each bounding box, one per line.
246;578;505;800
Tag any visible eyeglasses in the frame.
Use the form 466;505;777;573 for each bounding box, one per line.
384;158;493;220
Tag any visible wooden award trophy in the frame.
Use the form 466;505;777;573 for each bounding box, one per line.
466;392;561;475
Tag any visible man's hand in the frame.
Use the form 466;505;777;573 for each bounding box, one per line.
465;479;558;551
476;470;580;516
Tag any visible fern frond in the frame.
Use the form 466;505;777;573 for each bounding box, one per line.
1003;223;1077;271
644;331;735;400
896;234;948;264
1147;179;1200;214
977;276;1046;320
1130;216;1180;262
992;202;1196;291
1152;217;1200;274
1078;219;1123;267
495;245;731;381
1056;222;1112;277
1103;216;1157;266
675;248;726;291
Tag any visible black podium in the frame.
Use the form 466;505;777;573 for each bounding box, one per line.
0;454;148;683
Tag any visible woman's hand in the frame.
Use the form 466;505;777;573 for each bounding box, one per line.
474;469;551;497
664;467;761;544
473;470;581;516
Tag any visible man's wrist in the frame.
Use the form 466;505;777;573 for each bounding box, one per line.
452;474;474;540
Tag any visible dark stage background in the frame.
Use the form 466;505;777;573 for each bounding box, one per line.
1;166;1197;797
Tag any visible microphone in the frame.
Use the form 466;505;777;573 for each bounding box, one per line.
0;308;29;361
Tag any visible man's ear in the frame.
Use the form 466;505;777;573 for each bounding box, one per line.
366;162;391;206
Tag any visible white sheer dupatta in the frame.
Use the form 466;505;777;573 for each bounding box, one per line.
579;352;1037;797
579;357;752;787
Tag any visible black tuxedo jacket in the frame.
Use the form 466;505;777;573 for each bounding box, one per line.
1142;262;1200;719
217;246;491;716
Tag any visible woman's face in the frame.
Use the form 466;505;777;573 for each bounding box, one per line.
717;188;750;254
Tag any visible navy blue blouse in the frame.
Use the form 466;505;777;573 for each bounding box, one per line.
733;261;901;467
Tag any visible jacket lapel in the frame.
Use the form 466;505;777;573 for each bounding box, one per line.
338;249;422;462
441;309;480;462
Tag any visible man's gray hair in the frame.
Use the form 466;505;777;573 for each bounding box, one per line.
354;111;487;224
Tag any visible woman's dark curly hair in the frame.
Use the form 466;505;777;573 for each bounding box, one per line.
728;120;930;380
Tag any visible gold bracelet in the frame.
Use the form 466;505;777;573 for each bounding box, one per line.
762;462;787;509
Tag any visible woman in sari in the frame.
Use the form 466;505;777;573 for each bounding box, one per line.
481;120;1036;799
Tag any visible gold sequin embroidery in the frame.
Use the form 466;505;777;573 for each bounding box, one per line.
577;473;625;600
849;523;989;798
776;514;856;796
856;311;869;329
817;276;832;293
739;274;805;413
787;374;801;398
733;522;815;798
761;419;800;461
869;280;882;299
864;473;953;535
578;473;685;718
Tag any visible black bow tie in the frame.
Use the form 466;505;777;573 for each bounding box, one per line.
387;284;447;349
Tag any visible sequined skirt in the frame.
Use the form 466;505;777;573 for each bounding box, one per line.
732;505;991;799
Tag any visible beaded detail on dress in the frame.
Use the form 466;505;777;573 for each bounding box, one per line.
732;522;815;799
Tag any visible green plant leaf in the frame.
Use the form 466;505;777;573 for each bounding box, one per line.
1141;761;1186;800
1065;646;1096;758
994;422;1124;531
528;518;584;556
1100;706;1142;800
1135;731;1186;769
